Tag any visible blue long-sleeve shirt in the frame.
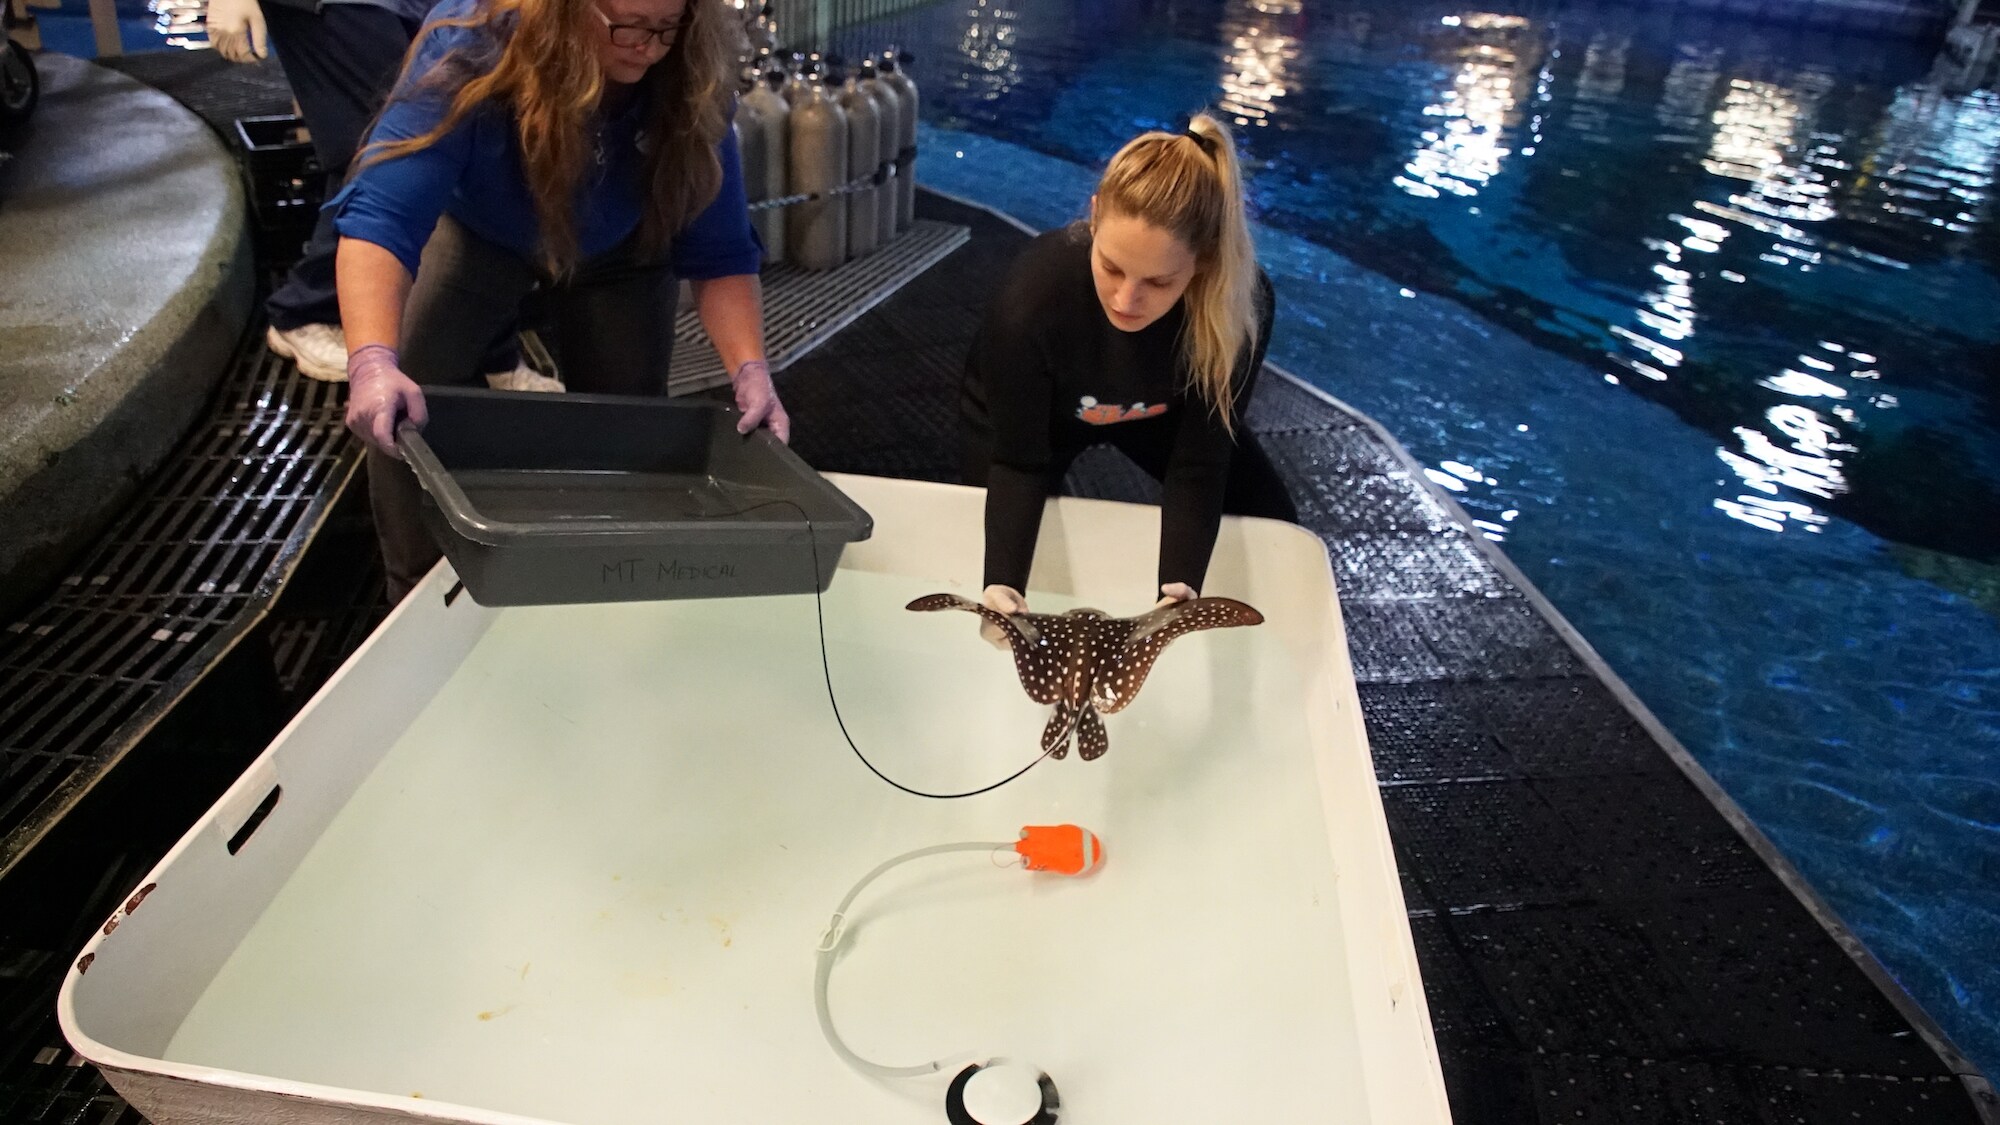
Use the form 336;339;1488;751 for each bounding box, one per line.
329;0;760;280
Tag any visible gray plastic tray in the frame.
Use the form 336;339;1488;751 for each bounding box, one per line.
399;388;872;606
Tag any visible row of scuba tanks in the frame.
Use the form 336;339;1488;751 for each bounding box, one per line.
735;47;920;272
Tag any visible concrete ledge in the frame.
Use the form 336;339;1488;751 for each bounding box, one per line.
0;53;253;616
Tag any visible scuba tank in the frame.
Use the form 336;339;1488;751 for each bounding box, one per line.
784;52;817;108
830;56;883;259
878;49;919;232
788;61;849;270
859;58;898;244
739;67;790;265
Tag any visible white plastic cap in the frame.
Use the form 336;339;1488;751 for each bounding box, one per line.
960;1060;1047;1125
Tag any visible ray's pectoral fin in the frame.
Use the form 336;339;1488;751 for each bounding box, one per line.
1124;596;1265;646
908;591;1037;647
1076;705;1109;761
1041;701;1078;760
1100;596;1266;713
909;592;1060;704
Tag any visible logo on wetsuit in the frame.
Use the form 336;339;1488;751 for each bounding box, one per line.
1075;396;1168;425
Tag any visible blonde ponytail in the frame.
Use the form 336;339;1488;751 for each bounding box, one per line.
1095;111;1259;433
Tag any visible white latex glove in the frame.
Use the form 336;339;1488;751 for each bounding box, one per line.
345;344;428;458
1154;582;1197;609
980;583;1028;651
732;359;791;444
205;0;268;63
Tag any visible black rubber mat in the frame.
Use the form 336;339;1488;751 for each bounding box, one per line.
1326;531;1516;601
1459;676;1676;777
1408;913;1515;1052
1337;599;1455;683
1455;903;1707;1056
1537;774;1775;900
1241;374;1364;435
1385;780;1598;909
1358;683;1517;784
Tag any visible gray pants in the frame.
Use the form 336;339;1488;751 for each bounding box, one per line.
367;216;679;601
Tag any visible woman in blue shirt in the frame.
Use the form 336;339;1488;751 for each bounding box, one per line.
334;0;783;599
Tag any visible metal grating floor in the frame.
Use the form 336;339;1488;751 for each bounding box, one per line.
0;342;360;879
668;220;970;394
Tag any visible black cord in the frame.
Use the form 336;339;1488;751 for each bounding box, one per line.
703;495;1053;799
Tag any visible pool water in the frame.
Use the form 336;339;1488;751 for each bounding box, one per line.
838;0;2000;1077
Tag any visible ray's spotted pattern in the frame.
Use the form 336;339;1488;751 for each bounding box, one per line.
906;593;1265;760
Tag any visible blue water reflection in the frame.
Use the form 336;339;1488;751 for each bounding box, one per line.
847;0;2000;1077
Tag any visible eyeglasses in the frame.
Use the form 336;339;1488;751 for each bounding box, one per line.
594;4;688;49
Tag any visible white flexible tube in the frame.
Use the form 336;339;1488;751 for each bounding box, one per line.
815;842;1012;1079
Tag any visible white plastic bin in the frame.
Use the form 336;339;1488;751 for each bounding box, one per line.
58;474;1450;1124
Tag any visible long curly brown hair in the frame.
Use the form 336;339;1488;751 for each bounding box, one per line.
360;0;739;275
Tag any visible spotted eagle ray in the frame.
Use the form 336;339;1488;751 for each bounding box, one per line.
905;594;1265;761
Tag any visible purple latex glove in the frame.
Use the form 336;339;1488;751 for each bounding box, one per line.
732;359;791;444
345;344;428;459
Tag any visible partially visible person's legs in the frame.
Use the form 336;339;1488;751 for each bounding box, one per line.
547;247;678;396
366;218;540;601
261;4;419;380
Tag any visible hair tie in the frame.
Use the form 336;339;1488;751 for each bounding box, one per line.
1184;124;1217;156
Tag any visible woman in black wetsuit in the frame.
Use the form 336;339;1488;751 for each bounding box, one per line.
960;113;1297;621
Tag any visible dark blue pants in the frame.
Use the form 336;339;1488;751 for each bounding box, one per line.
262;3;421;330
367;217;680;601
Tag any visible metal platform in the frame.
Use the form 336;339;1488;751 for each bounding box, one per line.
668;219;971;394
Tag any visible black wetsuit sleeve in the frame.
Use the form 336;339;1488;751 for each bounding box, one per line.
1158;281;1275;593
974;303;1057;594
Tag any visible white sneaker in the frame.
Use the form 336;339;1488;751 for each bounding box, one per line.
485;361;567;393
266;322;348;382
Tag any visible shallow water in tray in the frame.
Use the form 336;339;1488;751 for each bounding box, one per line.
452;470;796;525
164;571;1368;1123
